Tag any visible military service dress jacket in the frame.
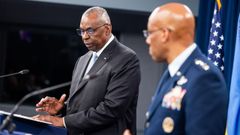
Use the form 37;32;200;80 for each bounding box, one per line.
144;47;228;135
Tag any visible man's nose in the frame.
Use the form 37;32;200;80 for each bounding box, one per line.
146;37;151;46
82;31;89;39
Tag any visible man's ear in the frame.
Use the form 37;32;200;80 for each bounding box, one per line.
160;28;171;42
105;25;112;36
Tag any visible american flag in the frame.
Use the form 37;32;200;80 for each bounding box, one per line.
207;0;224;72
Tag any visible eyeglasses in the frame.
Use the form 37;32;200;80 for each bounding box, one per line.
76;24;108;36
143;27;173;38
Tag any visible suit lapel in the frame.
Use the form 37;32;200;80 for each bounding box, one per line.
86;38;117;77
68;52;92;99
87;51;110;76
69;38;117;100
75;53;110;92
147;70;169;112
147;75;180;120
78;52;92;81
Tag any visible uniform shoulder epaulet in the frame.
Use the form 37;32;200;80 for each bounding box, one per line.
194;59;210;71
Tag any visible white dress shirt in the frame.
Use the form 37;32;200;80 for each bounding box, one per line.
168;43;197;77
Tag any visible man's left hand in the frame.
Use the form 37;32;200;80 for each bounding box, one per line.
32;115;64;127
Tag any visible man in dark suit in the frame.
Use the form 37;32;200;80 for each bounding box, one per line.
34;7;141;135
124;2;228;135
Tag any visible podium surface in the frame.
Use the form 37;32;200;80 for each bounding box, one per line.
0;111;67;135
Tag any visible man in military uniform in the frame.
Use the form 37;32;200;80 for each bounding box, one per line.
143;3;228;135
124;2;228;135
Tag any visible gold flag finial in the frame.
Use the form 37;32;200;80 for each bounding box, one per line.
216;0;222;10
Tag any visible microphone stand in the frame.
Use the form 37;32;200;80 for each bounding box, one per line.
0;81;71;133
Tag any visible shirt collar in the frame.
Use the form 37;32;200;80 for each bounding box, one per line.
95;34;114;57
168;43;197;77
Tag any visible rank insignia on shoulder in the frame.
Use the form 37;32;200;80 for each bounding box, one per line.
195;59;210;71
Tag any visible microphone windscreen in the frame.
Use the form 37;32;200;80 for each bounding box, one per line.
19;69;30;75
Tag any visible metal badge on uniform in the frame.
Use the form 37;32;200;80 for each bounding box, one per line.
177;76;188;85
176;71;181;76
162;117;174;133
145;111;150;119
195;59;210;71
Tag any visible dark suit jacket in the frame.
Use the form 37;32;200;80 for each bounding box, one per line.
144;47;228;135
64;38;141;135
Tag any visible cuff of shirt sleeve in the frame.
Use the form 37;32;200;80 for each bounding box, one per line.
63;117;67;128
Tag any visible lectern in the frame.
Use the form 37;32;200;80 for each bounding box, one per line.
0;111;67;135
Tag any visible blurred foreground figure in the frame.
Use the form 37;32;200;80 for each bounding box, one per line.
125;2;228;135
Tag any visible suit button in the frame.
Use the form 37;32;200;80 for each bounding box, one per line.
145;122;150;128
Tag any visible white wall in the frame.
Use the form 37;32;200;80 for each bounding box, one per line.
29;0;200;16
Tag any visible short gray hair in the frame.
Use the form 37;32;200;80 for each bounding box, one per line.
82;6;111;24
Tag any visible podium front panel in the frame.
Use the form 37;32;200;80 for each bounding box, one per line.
0;114;67;135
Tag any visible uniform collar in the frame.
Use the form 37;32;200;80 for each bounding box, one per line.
168;43;197;77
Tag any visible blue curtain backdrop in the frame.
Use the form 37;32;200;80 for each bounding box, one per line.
196;0;240;89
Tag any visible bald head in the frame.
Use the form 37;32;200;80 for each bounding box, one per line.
146;3;195;64
149;3;195;43
82;6;111;25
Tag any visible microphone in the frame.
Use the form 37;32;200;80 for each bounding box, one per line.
0;69;30;79
0;81;71;133
0;73;99;133
18;70;29;75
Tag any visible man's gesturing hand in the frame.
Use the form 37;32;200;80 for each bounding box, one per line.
36;94;66;115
